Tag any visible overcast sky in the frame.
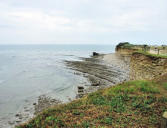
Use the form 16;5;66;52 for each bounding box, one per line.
0;0;167;45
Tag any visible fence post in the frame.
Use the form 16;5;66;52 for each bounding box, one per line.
161;112;167;128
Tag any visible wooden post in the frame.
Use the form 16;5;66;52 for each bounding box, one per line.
158;49;160;55
161;112;167;128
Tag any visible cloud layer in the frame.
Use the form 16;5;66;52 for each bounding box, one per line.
0;0;167;44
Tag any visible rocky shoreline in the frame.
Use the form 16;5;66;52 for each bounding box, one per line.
65;53;130;98
4;95;62;128
9;52;130;128
34;95;61;114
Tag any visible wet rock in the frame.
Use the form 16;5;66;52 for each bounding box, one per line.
91;81;100;86
74;72;81;75
78;86;84;90
34;95;61;114
77;93;84;98
15;114;20;117
78;90;84;93
66;53;130;98
19;116;23;120
77;86;85;98
93;52;99;56
15;120;21;123
24;109;29;112
68;98;72;101
8;121;15;125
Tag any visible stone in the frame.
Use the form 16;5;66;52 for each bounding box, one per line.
24;109;29;112
161;112;167;128
78;86;84;90
74;72;81;75
163;112;167;119
91;81;100;86
78;89;84;93
8;121;15;125
91;83;99;86
68;98;72;101
78;93;84;98
19;116;23;120
93;52;99;56
15;120;21;123
15;114;20;117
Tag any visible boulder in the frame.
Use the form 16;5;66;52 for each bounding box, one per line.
91;81;100;86
93;52;99;56
161;112;167;128
78;86;84;90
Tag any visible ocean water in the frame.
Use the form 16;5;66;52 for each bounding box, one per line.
0;44;115;127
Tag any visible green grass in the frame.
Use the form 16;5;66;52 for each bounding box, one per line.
116;43;167;58
116;42;135;50
163;83;167;90
134;51;167;59
120;43;134;49
16;80;167;128
116;42;145;50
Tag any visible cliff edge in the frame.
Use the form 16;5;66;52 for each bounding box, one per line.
116;42;167;80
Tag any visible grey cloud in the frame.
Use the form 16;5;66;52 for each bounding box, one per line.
0;0;167;44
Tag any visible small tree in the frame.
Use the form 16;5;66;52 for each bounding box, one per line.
162;45;166;50
143;45;148;52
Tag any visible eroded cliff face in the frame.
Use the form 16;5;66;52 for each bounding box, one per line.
116;42;167;80
130;52;167;80
115;42;143;56
116;48;137;56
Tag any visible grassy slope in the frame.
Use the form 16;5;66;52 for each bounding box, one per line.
17;80;167;128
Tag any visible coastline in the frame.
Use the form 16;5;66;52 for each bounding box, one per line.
65;53;130;98
12;52;130;128
16;43;167;128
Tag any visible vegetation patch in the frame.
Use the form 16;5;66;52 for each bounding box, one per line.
116;42;135;50
134;51;167;59
163;83;167;90
16;80;167;128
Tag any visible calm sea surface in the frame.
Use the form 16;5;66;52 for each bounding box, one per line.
0;44;115;127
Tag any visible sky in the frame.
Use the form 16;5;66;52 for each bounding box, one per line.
0;0;167;45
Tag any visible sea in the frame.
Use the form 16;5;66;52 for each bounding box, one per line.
0;44;115;127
